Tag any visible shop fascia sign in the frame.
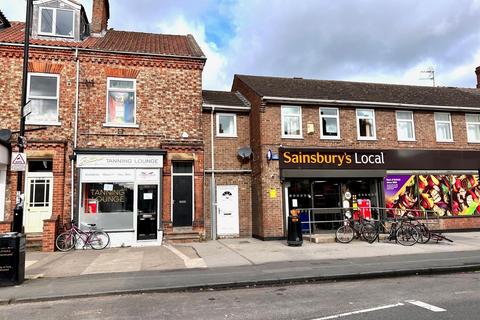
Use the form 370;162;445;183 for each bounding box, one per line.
279;148;480;171
77;154;163;168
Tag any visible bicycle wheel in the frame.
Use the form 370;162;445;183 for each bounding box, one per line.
88;231;110;250
335;225;354;243
361;223;378;244
396;225;419;246
416;224;431;244
56;232;76;252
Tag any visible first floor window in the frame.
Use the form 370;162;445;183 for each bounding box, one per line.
466;114;480;143
320;108;340;139
281;105;302;138
27;73;59;124
356;109;376;139
435;112;453;141
216;113;237;137
396;111;415;141
80;182;134;230
106;78;136;125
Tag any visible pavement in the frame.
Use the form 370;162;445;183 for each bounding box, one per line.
1;232;480;304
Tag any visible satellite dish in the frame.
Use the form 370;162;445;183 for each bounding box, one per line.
0;129;11;142
237;146;252;159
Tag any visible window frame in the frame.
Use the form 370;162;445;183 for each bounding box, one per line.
465;113;480;143
216;113;237;137
38;7;75;38
356;108;376;140
396;110;416;141
105;77;137;127
434;112;453;142
319;107;340;140
281;105;303;139
26;72;60;125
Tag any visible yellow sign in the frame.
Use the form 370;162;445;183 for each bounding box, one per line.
269;189;277;198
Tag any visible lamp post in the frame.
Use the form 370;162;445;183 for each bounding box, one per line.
12;0;33;233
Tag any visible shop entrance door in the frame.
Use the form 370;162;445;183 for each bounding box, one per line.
137;185;158;240
216;185;239;236
25;174;53;233
311;181;342;230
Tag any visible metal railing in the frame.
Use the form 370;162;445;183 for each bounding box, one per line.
291;207;441;242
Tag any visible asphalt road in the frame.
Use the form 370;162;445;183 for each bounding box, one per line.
0;272;479;320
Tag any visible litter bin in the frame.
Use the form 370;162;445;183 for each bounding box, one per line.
0;232;26;286
287;211;303;246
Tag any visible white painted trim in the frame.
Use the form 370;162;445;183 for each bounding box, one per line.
396;110;416;141
26;73;60;125
262;95;480;112
281;105;303;139
319;107;340;139
203;103;251;110
105;77;137;126
38;6;75;38
434;112;454;142
34;0;81;10
356;108;376;140
216;113;237;137
466;113;480;143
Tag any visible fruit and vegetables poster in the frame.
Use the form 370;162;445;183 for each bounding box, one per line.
384;175;418;216
451;175;480;215
418;175;451;216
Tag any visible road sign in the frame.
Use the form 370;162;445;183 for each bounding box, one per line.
22;101;32;118
11;152;27;172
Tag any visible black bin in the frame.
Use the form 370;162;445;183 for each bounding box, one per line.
287;215;303;246
0;232;26;286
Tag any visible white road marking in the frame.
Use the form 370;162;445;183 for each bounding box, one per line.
164;244;207;269
406;300;446;312
311;303;404;320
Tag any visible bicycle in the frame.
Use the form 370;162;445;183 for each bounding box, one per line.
335;215;377;244
56;220;110;251
368;216;419;246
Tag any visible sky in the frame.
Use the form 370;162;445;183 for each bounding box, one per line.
1;0;480;90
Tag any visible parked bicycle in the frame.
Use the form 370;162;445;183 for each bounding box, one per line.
367;216;419;246
55;220;110;251
335;213;377;244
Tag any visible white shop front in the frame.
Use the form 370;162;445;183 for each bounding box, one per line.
76;152;164;247
0;142;9;221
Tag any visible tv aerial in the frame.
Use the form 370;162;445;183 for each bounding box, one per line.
420;66;435;87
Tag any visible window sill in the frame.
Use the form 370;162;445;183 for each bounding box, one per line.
467;141;480;144
282;135;304;139
436;140;455;143
357;137;377;141
38;32;74;39
26;121;61;126
320;136;341;140
216;135;238;138
398;139;416;142
103;123;139;128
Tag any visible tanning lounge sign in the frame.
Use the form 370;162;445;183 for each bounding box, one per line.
279;148;387;170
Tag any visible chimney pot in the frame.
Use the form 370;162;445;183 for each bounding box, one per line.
91;0;110;35
476;66;480;89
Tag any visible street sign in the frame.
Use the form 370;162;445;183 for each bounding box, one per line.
22;101;32;118
11;152;27;172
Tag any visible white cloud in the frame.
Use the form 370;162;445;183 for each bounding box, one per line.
156;15;229;90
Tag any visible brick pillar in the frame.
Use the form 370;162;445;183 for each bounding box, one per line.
42;216;59;252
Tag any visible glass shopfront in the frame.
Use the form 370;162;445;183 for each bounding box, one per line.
76;153;164;246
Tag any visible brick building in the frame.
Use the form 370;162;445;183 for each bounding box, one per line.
0;0;206;250
203;74;480;240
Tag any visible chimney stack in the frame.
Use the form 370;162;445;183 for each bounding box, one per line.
91;0;110;35
476;66;480;89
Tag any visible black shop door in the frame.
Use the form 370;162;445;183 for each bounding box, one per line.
172;176;193;227
137;185;158;240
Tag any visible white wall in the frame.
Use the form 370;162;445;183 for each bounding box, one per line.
0;166;6;221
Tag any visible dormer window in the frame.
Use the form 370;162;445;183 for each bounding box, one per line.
39;7;74;37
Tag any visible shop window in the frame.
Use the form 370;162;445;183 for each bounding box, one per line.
466;114;480;143
80;182;134;230
26;73;59;125
216;113;237;137
106;78;136;126
356;109;376;140
281;106;302;138
396;111;415;141
39;7;74;37
320;108;340;139
434;112;453;142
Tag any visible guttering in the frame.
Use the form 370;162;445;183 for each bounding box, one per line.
202;103;251;111
0;42;207;61
262;96;480;112
210;106;216;240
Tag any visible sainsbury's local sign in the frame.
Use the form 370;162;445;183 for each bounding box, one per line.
279;148;480;171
